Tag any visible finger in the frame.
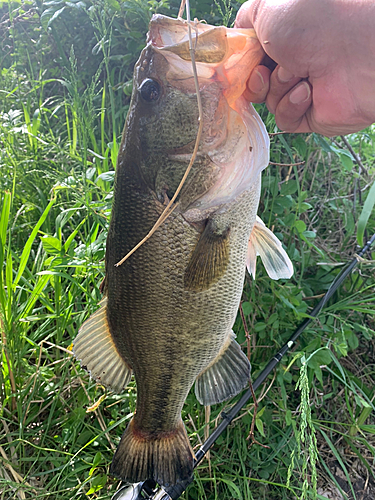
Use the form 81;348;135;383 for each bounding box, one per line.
235;2;277;73
243;65;271;103
234;0;258;28
274;81;312;133
266;66;303;114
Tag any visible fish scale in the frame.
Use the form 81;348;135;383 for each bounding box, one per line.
74;14;293;488
108;172;258;484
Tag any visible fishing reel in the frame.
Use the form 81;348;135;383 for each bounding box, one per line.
111;478;192;500
111;481;170;500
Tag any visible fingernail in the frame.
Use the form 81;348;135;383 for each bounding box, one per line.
278;66;294;83
248;70;265;94
289;82;311;104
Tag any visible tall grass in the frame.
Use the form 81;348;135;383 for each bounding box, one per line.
1;0;375;499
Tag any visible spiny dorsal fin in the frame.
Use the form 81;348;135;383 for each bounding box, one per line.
247;216;293;280
195;331;250;406
74;297;132;393
184;220;230;292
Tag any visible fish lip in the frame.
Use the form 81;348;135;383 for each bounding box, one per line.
147;14;189;50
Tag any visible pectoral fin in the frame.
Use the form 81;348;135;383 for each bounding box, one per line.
195;332;250;406
184;220;230;292
247;216;293;280
74;297;132;393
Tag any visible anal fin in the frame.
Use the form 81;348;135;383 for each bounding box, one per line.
247;216;293;280
184;219;230;292
195;332;250;406
73;297;132;393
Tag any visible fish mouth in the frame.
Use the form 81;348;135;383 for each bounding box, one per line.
147;14;262;104
140;15;270;214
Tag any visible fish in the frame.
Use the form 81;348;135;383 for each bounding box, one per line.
73;14;293;488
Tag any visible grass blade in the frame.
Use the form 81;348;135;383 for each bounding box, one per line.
319;429;357;500
0;192;11;264
357;179;375;246
13;196;56;290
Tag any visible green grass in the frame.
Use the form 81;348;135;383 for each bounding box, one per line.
1;1;375;499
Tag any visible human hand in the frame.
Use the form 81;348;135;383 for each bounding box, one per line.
235;0;375;136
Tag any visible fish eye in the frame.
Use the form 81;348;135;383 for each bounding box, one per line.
139;78;161;103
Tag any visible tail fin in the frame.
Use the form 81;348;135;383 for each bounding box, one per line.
110;418;194;487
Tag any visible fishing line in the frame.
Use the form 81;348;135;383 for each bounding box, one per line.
116;3;203;268
112;232;375;500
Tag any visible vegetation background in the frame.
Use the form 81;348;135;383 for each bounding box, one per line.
0;0;375;499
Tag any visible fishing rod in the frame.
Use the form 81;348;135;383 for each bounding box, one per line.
112;233;375;500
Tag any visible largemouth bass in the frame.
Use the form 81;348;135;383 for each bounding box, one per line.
74;14;293;487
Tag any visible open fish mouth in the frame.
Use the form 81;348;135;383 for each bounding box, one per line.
142;14;270;213
149;14;263;106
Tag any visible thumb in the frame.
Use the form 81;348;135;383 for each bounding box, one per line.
234;0;260;28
